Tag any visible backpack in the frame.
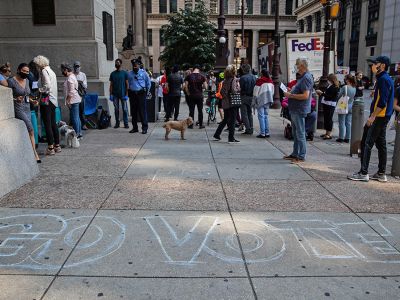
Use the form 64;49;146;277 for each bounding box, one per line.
77;81;87;97
98;109;111;129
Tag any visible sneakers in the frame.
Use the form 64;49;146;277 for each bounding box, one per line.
54;145;62;153
213;135;221;141
228;139;240;144
370;172;388;182
347;172;369;182
46;147;55;156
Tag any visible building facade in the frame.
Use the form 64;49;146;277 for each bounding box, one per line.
116;0;298;74
295;0;399;76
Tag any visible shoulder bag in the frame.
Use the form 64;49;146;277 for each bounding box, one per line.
229;79;242;108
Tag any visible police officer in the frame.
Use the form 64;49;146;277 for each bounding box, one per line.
128;59;151;134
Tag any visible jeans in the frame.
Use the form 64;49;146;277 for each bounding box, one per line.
322;103;335;132
69;103;81;136
360;117;389;175
257;104;270;135
241;102;253;133
338;113;352;140
129;90;148;131
290;112;307;160
40;102;60;146
113;97;129;126
305;111;317;134
214;107;237;141
167;95;181;120
188;95;204;126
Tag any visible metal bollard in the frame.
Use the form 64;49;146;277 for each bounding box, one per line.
350;98;364;156
391;121;400;177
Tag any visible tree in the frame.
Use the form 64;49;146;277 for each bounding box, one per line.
159;1;216;70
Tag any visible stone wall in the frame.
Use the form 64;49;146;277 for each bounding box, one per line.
0;86;39;199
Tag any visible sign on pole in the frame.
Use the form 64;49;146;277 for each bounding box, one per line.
239;47;247;58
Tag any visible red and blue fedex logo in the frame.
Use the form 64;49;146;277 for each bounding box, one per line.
291;38;324;52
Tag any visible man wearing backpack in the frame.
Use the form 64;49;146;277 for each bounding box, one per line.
74;61;88;130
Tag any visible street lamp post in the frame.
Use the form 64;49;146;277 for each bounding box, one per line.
271;0;281;108
317;0;333;128
216;0;227;69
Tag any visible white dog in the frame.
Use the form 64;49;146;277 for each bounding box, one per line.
58;123;80;148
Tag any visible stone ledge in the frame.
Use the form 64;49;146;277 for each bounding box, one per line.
0;86;14;122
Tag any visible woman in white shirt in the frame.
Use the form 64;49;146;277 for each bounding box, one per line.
61;63;82;138
33;55;61;155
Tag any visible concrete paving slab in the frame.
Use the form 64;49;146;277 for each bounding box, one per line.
103;178;227;210
125;157;218;180
138;143;212;159
215;159;313;181
299;160;362;181
0;176;118;209
210;141;284;160
0;275;52;300
38;156;132;177
231;212;400;277
44;277;254;300
81;132;149;146
361;214;400;249
321;180;400;213
0;208;96;275
222;180;349;212
55;144;140;158
60;211;248;277
253;276;400;300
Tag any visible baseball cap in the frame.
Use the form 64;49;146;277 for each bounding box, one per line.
73;61;81;67
367;56;391;66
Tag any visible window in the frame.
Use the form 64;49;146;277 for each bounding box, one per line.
160;29;165;46
261;0;268;14
147;29;153;46
185;0;192;10
170;0;177;13
246;0;253;14
210;0;218;14
224;0;229;14
315;11;322;32
285;0;293;15
147;0;152;13
271;0;276;15
102;11;113;61
160;0;167;13
32;0;56;25
306;16;312;32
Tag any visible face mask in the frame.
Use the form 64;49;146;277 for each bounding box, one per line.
133;67;139;73
19;72;29;79
115;63;121;69
74;67;80;73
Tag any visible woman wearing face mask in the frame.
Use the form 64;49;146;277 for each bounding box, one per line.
316;74;340;140
61;63;82;138
7;63;41;162
33;55;61;155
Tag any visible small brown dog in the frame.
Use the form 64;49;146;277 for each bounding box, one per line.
163;117;193;140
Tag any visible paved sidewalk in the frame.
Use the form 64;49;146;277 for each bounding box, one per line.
0;103;399;300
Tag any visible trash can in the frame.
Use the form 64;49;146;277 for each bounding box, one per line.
350;99;364;156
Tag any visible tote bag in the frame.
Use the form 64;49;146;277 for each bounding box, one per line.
336;85;349;114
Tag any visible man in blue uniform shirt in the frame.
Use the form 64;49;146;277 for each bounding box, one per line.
128;59;151;134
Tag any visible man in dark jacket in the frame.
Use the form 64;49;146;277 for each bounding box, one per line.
348;56;394;182
239;64;256;134
166;65;183;121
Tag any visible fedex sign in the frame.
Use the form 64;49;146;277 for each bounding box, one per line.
291;38;323;52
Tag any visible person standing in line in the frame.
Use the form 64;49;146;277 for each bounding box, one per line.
166;65;183;121
128;59;151;134
239;64;256;135
184;64;207;129
348;56;394;182
161;67;170;121
355;71;365;101
0;62;11;87
33;55;60;155
73;61;88;131
213;65;241;143
7;63;41;162
253;69;274;138
283;58;314;163
336;74;357;143
183;69;192;114
316;74;340;140
61;63;82;139
109;59;129;129
156;70;165;113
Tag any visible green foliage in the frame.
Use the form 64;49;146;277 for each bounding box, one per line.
159;1;216;70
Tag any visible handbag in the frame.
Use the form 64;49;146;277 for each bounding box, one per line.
336;85;349;114
229;79;242;108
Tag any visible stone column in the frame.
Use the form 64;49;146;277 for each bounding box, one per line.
115;0;127;50
375;0;386;57
343;0;352;67
312;14;317;32
152;29;161;74
320;8;325;32
228;29;235;64
252;30;259;71
357;0;369;74
135;0;144;47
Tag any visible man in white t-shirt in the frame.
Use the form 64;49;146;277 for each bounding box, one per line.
74;61;88;130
